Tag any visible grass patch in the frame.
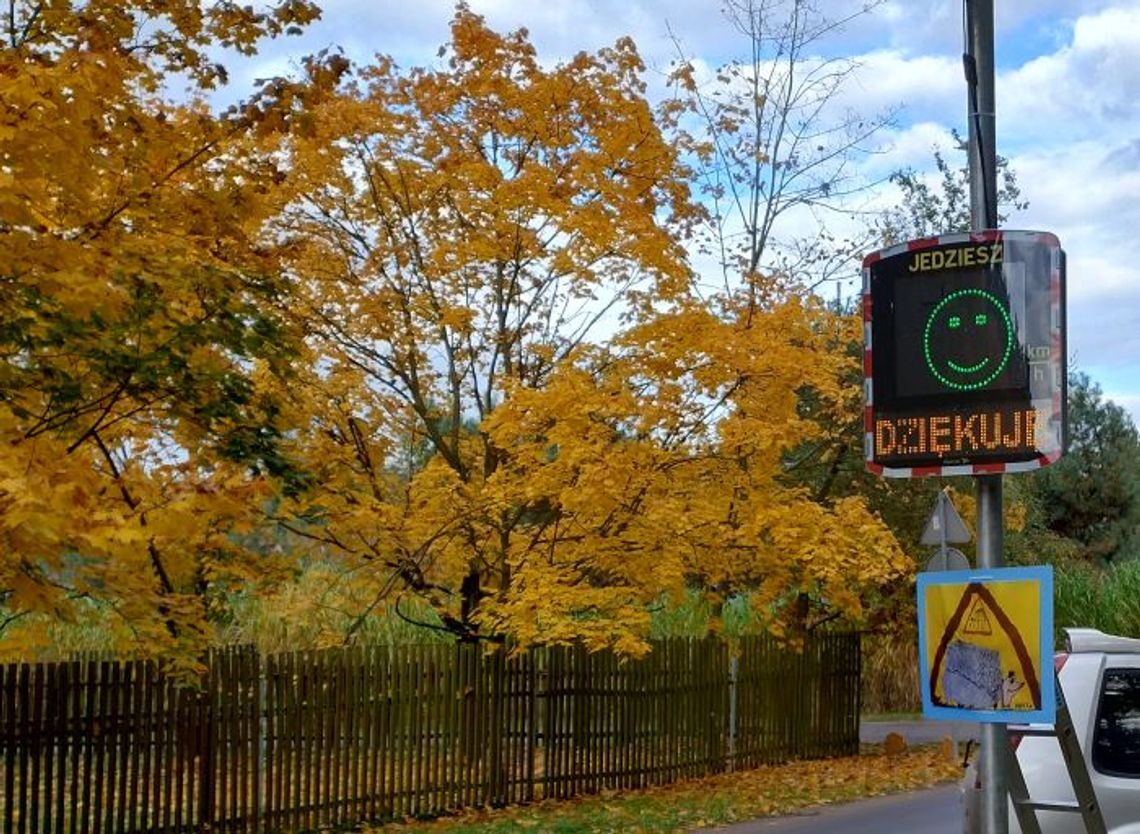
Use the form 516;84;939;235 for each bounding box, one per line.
379;746;961;833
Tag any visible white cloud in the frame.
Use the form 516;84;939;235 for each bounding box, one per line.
201;0;1140;411
863;122;958;178
876;0;1119;55
1102;392;1140;429
1000;5;1140;148
845;51;961;123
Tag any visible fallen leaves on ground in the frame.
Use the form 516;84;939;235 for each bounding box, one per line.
378;745;963;833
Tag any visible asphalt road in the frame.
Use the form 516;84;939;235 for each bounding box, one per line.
704;783;963;834
696;720;973;834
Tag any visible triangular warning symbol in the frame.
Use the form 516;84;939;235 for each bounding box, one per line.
928;582;1041;710
964;600;993;635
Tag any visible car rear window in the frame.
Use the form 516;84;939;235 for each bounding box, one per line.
1092;667;1140;777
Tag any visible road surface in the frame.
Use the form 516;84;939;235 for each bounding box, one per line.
705;783;963;834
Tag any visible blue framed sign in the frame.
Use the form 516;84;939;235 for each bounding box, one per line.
917;565;1054;724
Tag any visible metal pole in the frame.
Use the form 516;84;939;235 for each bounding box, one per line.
937;488;957;758
939;490;948;566
967;0;998;228
977;476;1006;834
966;1;1006;832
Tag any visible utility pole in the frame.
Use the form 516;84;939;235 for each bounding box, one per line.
965;1;1006;832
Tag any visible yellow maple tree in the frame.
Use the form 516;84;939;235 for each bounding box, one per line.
270;7;907;653
0;0;338;665
1;3;908;662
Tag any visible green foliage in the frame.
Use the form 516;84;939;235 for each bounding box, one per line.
649;589;858;640
216;563;456;652
875;131;1027;242
1025;372;1140;565
0;600;118;661
1054;559;1140;640
649;590;715;639
1;562;457;662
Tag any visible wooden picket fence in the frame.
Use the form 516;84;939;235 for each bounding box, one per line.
0;634;860;833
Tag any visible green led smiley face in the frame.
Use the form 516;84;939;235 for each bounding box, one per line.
923;288;1014;391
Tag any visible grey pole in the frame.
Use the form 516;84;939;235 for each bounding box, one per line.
967;0;998;227
977;477;1006;833
939;490;948;566
966;1;1007;833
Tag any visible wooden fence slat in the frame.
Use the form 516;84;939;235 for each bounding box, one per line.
279;652;292;830
81;662;97;834
425;646;436;814
411;647;423;816
136;662;151;834
335;648;348;826
120;662;133;832
114;660;129;829
386;648;399;818
382;649;395;819
318;650;330;827
355;648;368;823
284;653;300;834
328;650;339;826
110;661;126;834
315;649;327;829
48;662;64;834
1;666;10;834
347;647;360;823
409;647;422;816
176;676;189;834
159;669;173;834
224;649;234;833
543;647;556;799
369;645;381;821
462;644;473;810
264;654;275;830
217;650;230;834
1;666;14;834
300;651;312;832
431;644;443;814
231;650;242;833
14;663;30;834
29;663;45;834
251;649;261;832
504;652;515;806
1;634;860;834
125;662;140;833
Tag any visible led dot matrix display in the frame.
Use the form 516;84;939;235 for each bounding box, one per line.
922;288;1014;391
863;231;1066;477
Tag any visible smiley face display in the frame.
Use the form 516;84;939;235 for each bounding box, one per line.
922;288;1015;391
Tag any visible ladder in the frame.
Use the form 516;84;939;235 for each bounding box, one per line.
1004;670;1106;834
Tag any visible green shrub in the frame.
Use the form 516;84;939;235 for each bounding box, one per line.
1054;559;1140;640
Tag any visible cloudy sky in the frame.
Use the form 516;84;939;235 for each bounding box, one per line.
220;0;1140;423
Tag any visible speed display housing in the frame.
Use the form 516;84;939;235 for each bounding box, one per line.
863;231;1066;477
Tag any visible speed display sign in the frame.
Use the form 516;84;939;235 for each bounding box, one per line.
863;231;1066;478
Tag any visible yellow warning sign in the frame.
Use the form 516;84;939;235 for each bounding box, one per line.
917;566;1054;722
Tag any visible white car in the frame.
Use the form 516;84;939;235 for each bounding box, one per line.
963;628;1140;833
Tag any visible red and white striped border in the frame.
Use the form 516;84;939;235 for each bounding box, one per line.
863;230;1064;479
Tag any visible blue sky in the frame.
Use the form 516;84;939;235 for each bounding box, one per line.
215;0;1140;424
